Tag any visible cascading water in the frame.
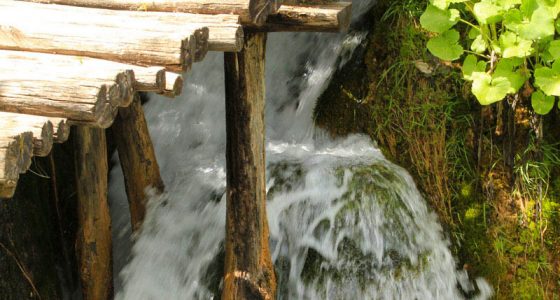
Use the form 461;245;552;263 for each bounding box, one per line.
109;1;494;298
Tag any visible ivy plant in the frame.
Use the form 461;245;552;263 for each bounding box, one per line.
420;0;560;114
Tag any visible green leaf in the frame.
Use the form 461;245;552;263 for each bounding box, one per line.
500;31;533;58
497;0;522;9
420;5;460;33
471;72;511;105
503;9;524;32
556;19;560;34
427;30;464;61
548;40;560;59
474;0;504;24
494;58;527;92
471;35;487;53
430;0;469;10
531;89;555;114
534;66;560;96
519;6;555;40
462;55;487;80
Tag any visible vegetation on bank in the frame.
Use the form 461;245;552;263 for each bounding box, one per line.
314;0;560;298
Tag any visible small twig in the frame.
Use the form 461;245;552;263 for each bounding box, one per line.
0;242;41;299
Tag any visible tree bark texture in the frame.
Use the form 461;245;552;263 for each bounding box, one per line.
73;126;112;300
112;95;164;232
223;31;276;300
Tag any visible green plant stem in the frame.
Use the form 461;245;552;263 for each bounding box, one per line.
459;18;479;30
464;50;490;59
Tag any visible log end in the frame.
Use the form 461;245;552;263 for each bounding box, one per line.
337;2;353;32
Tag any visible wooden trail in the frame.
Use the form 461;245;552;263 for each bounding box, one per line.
0;0;353;298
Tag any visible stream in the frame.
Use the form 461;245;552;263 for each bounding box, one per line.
108;1;494;298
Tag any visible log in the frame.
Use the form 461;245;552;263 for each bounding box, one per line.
258;3;352;32
133;67;166;92
112;95;164;232
51;118;71;143
0;113;59;156
24;0;280;25
74;126;112;300
0;133;33;199
158;72;184;98
223;32;276;300
0;50;136;128
0;1;208;70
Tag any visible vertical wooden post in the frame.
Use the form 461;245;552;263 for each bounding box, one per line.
112;94;164;232
74;126;112;300
223;31;276;300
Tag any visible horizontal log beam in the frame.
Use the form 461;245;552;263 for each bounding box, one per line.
0;1;208;70
255;3;352;32
0;50;137;128
24;0;280;25
0;51;184;128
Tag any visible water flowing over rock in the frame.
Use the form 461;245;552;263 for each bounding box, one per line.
109;1;493;298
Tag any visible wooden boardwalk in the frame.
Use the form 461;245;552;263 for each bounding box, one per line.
0;0;352;298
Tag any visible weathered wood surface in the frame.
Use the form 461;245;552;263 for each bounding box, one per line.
259;3;352;32
0;50;136;127
0;50;179;128
0;133;33;198
159;72;184;98
0;114;54;157
0;1;208;70
223;32;276;300
24;0;280;25
74;126;112;300
112;95;164;232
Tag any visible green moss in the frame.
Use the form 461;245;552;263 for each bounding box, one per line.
313;0;560;297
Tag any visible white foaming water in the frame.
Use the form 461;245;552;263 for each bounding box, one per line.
109;2;493;298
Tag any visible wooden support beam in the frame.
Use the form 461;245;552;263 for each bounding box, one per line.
257;3;352;32
223;32;276;300
0;1;208;70
74;126;112;300
25;0;280;25
112;95;164;232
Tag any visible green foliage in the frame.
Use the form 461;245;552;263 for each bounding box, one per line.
420;0;560;113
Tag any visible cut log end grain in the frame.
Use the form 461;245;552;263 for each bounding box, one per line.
158;72;184;98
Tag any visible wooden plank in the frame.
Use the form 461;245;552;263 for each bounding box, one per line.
74;126;112;300
112;95;164;232
257;3;352;32
223;32;276;300
0;1;208;70
0;50;141;128
24;0;280;25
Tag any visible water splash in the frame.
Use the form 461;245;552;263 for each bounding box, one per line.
109;1;493;298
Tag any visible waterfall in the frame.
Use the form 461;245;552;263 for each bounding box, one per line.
109;2;493;298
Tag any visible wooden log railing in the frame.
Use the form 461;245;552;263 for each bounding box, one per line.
0;50;185;127
260;3;352;32
25;0;281;25
0;1;208;70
